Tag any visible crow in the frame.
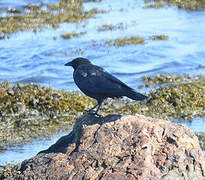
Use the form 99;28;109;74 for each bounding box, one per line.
65;57;148;116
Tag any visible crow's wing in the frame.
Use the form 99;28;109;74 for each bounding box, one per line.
74;65;129;97
95;67;148;100
96;66;132;90
74;64;147;100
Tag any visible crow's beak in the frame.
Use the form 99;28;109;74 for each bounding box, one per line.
64;61;72;66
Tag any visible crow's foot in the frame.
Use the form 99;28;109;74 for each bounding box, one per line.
86;110;102;117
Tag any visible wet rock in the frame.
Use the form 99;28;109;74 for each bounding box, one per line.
8;115;205;179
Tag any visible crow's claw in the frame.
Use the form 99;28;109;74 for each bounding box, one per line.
86;110;102;117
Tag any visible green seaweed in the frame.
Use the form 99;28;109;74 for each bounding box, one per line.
144;0;205;10
97;23;125;31
61;32;86;39
0;81;96;146
144;1;165;8
0;0;105;35
106;36;145;47
140;74;204;88
0;74;204;148
99;74;205;121
151;35;168;40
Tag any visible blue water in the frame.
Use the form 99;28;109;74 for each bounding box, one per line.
0;132;68;165
0;0;204;165
0;0;205;90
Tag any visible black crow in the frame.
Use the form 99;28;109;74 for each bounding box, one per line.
65;57;148;116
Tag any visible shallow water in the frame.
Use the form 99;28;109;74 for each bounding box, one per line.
175;118;205;133
0;0;204;165
0;132;68;165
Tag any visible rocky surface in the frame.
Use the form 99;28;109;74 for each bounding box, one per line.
7;114;205;179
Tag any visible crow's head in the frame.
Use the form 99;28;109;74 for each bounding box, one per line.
65;57;91;70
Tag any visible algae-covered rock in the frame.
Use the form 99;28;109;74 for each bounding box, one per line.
0;0;105;35
106;36;145;47
145;80;205;119
0;74;204;147
61;31;86;39
144;0;205;10
144;1;165;8
151;34;168;40
97;23;125;31
99;74;205;120
138;74;205;120
141;74;204;87
0;80;96;146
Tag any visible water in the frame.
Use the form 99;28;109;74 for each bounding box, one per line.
0;0;204;165
0;132;68;165
0;0;204;90
177;118;205;133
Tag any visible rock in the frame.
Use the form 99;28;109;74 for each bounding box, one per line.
10;115;205;179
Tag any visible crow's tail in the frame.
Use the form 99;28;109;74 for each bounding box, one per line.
126;89;148;101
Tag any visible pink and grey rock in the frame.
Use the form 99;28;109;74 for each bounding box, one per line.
13;114;205;179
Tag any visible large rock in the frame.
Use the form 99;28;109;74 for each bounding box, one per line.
13;114;205;179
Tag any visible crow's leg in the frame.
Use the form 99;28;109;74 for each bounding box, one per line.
94;100;103;115
86;99;104;117
86;103;99;113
